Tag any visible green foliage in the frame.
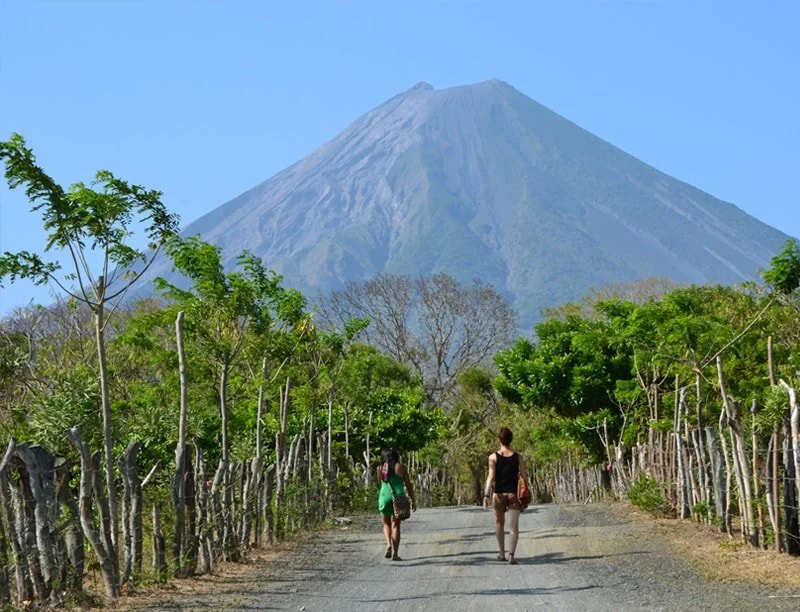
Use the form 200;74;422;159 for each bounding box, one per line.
330;471;378;514
494;314;631;418
527;414;576;465
365;387;444;455
764;240;800;296
692;500;711;521
649;417;675;434
627;474;669;515
25;367;105;455
113;385;176;468
561;408;619;465
430;483;454;506
0;133;179;295
755;385;791;433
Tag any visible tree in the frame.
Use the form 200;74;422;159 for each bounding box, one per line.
494;313;631;419
157;236;305;465
318;272;516;405
0;134;179;595
764;240;800;298
157;236;307;557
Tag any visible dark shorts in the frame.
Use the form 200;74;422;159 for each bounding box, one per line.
493;492;522;513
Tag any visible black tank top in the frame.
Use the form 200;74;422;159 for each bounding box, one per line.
494;452;519;493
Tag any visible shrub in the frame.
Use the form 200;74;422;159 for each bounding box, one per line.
627;475;669;515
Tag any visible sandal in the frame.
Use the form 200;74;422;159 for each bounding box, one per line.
508;554;518;565
384;545;392;559
391;555;402;561
496;553;506;561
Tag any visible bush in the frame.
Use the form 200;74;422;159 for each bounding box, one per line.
431;483;453;506
627;475;669;515
692;501;711;521
328;470;378;514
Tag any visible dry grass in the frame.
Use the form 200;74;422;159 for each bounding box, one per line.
616;502;800;587
104;538;309;610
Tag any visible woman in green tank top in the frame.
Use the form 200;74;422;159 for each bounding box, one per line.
376;448;417;560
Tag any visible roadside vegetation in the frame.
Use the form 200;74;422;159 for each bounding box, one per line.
2;135;800;606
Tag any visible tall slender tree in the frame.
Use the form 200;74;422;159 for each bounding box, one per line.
0;134;179;591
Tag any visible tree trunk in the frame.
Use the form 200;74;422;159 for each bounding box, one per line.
65;426;119;598
54;458;84;593
0;439;33;603
308;400;315;484
750;400;765;547
364;410;373;486
0;505;10;606
327;389;334;473
343;403;351;464
274;378;290;542
172;311;188;576
194;445;213;574
13;466;46;602
224;462;239;561
94;303;118;553
704;426;726;531
780;380;800;554
254;357;267;547
210;459;226;560
768;336;783;551
782;382;800;511
120;441;142;585
263;464;276;545
15;443;57;600
716;411;734;535
256;357;267;462
781;413;800;555
182;448;197;576
220;361;230;464
718;357;756;546
151;505;167;577
240;459;256;549
675;388;691;519
765;433;781;551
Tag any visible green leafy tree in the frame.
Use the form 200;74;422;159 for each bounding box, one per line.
0;134;179;570
494;314;630;418
764;240;800;297
156;235;305;463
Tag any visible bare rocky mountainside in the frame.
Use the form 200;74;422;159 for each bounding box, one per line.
142;80;790;326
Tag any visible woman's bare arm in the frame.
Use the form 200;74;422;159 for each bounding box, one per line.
483;453;496;508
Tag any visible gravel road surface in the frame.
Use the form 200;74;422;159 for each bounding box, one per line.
136;503;800;611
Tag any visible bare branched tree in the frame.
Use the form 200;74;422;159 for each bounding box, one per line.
317;272;516;405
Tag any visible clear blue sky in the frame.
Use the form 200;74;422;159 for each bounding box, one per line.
1;0;798;315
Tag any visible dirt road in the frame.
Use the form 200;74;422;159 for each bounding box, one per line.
132;503;800;611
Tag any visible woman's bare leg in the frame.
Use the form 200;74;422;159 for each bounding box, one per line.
391;517;402;560
507;509;521;564
494;507;506;559
382;515;392;556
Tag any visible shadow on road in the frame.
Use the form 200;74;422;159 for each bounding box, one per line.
522;550;651;565
445;506;542;515
354;584;599;605
397;547;652;567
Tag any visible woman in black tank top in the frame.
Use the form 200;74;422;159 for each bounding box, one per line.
494;452;520;493
483;426;527;565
